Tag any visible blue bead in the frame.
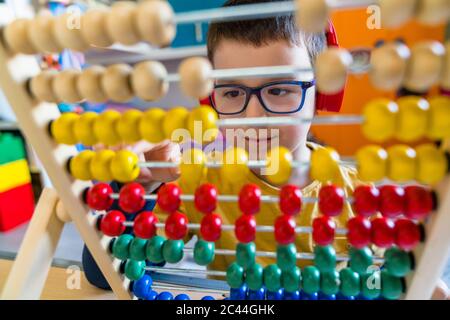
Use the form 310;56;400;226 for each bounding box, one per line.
247;287;265;300
301;291;318;300
230;284;248;300
132;274;153;299
336;293;355;300
175;294;190;300
318;292;336;300
157;291;174;300
356;294;372;300
266;289;284;300
283;290;300;300
146;290;158;300
223;298;230;300
202;296;215;300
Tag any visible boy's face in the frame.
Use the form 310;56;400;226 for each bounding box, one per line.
212;39;315;160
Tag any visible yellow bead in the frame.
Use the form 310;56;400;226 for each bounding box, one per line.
265;146;293;185
110;150;140;183
139;108;166;143
416;144;448;185
51;112;79;145
116;109;143;144
179;148;207;186
387;145;417;182
90;150;115;182
220;148;250;186
186;105;219;145
93;110;121;146
356;145;388;182
362;99;398;142
70;150;95;181
427;96;450;140
310;147;340;183
162;107;189;143
73;112;99;146
396;96;430;142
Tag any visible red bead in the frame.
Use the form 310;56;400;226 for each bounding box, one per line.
195;183;218;214
238;184;261;215
119;182;146;214
404;186;434;220
235;214;256;243
157;183;181;213
279;185;302;216
86;183;113;211
395;219;422;251
274;215;296;245
165;211;188;240
318;184;345;217
312;216;336;246
133;211;158;239
100;210;125;237
352;185;380;217
371;217;395;248
347;216;372;249
379;185;405;218
200;213;222;242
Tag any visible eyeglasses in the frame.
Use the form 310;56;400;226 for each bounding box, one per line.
210;80;315;115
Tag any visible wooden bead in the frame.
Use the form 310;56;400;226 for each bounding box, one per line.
369;42;411;91
315;48;353;94
30;70;58;102
179;57;214;99
135;0;176;47
81;9;113;48
77;66;108;103
101;64;133;103
295;0;330;33
56;200;71;223
416;0;450;26
27;14;62;53
105;1;140;46
52;70;83;103
378;0;418;28
52;13;90;52
131;61;169;101
3;19;37;54
441;41;450;90
404;41;445;92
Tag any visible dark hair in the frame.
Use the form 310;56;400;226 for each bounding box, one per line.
207;0;327;64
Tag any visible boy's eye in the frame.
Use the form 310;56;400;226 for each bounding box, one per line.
267;87;291;96
223;90;243;98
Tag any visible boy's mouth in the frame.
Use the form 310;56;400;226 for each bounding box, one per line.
244;135;278;143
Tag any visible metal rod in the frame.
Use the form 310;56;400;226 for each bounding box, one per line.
216;115;364;127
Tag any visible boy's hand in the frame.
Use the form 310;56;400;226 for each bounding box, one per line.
432;279;450;300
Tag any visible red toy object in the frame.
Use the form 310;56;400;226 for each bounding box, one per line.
347;216;372;249
200;213;222;242
352;185;380;217
85;183;113;211
274;215;296;245
0;183;35;232
100;210;126;237
371;217;395;248
133;211;158;239
195;183;218;214
235;214;256;243
157;183;181;213
404;186;434;220
119;183;146;214
312;216;336;246
238;184;261;215
279;185;302;216
395;219;422;251
318;184;345;217
165;211;188;240
379;185;405;218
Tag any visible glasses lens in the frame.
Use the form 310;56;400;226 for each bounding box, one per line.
261;83;304;113
212;86;247;114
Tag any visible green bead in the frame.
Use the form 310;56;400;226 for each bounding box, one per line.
276;244;297;271
146;236;166;263
193;240;215;266
321;270;340;295
112;234;134;260
124;259;145;281
381;270;404;300
129;237;148;261
162;239;184;264
361;271;381;300
349;247;373;274
314;245;336;273
246;263;264;291
281;267;301;293
385;247;413;277
227;262;244;288
302;265;321;294
263;264;282;292
236;242;256;270
339;268;361;297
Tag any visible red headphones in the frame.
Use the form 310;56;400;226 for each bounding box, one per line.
200;21;345;113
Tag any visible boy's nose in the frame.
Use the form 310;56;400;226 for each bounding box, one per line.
245;95;267;118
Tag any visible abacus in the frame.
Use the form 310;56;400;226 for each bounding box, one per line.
1;0;450;300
